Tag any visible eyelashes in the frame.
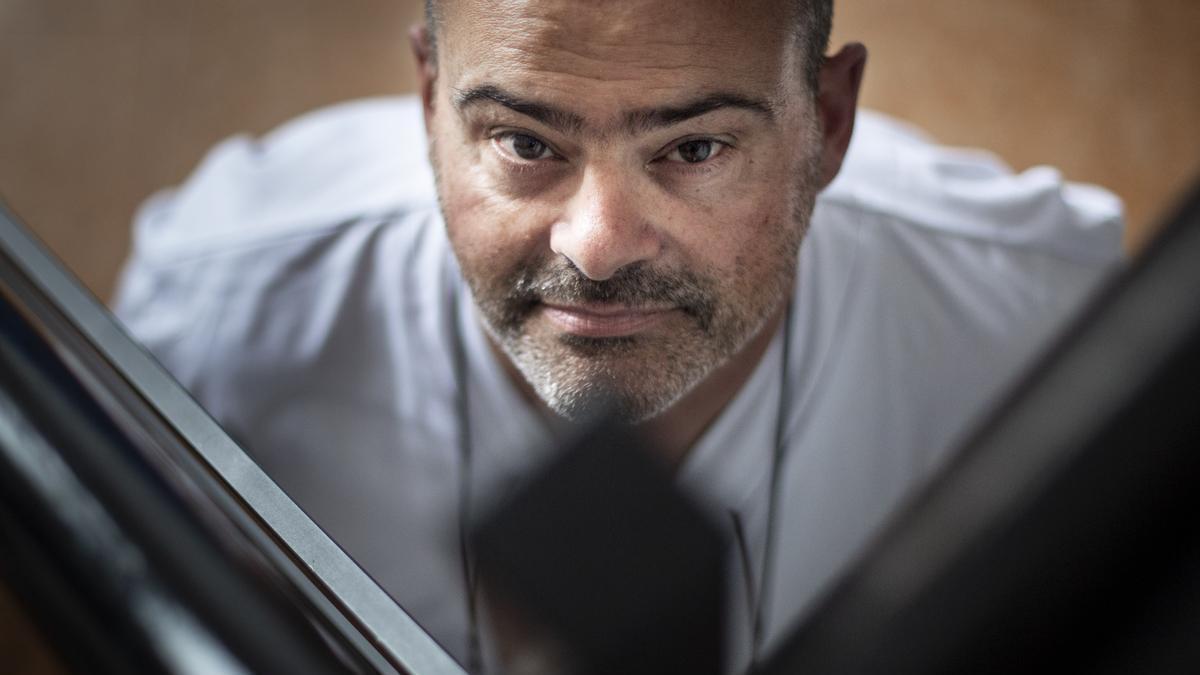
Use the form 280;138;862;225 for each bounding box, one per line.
488;129;733;179
662;138;727;164
494;132;558;162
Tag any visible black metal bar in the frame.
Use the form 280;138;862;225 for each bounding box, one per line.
759;177;1200;674
0;289;350;674
0;202;464;675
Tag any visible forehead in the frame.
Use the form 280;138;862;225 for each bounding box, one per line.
438;0;801;116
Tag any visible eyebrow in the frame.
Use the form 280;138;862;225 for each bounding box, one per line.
623;94;777;134
452;84;776;137
453;85;585;134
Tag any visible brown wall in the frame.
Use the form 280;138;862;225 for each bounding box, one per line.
2;1;1198;301
0;1;422;300
1;4;1198;668
834;0;1200;254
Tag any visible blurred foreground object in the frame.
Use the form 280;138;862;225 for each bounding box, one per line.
0;201;465;674
761;175;1200;674
466;174;1199;674
472;422;727;675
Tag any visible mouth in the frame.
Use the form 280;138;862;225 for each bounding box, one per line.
539;301;675;338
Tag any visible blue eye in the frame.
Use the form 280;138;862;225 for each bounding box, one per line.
499;133;553;160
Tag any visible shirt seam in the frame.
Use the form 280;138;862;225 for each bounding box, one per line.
816;189;1123;265
136;200;440;264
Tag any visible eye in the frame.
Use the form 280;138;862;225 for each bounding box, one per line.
496;132;555;161
665;139;724;164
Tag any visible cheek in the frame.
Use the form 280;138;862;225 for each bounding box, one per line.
438;153;550;285
670;179;796;280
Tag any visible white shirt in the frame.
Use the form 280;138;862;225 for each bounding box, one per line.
113;96;1123;672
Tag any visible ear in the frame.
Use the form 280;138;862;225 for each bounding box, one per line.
815;43;867;188
409;23;438;134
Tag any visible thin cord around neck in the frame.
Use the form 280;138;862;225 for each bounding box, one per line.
451;281;797;674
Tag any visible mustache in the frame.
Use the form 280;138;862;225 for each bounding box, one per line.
500;258;717;330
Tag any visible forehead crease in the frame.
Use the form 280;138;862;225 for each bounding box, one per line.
456;82;777;143
471;0;788;45
445;0;790;76
622;94;779;134
476;24;738;87
444;0;797;134
454;46;780;122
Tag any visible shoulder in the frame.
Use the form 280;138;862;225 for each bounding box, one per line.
820;110;1124;266
764;114;1128;643
790;110;1128;474
803;109;1126;360
113;96;450;394
124;95;437;262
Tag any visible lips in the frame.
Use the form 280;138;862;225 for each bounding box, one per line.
539;302;674;338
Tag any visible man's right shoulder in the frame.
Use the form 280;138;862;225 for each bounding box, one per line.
112;96;450;391
124;95;437;263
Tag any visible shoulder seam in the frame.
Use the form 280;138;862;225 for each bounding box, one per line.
133;202;440;264
815;190;1123;265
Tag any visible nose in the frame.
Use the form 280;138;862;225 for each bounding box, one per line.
549;166;661;281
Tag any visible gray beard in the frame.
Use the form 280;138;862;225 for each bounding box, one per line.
438;126;823;424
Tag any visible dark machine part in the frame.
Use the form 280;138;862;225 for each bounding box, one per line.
471;422;728;675
0;286;361;674
759;179;1200;674
0;201;419;674
1;200;466;674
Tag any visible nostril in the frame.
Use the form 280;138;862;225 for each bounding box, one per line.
550;222;617;281
550;174;662;281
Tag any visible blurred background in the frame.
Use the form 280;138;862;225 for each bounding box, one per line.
2;2;1199;671
2;0;1199;302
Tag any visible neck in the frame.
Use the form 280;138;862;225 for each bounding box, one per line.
487;305;786;470
641;308;784;468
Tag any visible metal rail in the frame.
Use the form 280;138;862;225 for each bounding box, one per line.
0;201;466;675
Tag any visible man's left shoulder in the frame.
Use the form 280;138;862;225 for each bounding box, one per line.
806;109;1126;346
763;114;1128;652
818;109;1124;268
790;110;1127;476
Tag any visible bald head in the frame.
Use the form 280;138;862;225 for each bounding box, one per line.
424;0;833;93
413;0;865;427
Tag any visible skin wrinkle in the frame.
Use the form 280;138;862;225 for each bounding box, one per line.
428;1;832;89
624;95;778;135
422;0;858;452
472;2;713;58
459;5;771;86
458;32;799;133
511;37;729;71
512;47;753;81
455;85;776;144
454;85;586;136
486;55;734;94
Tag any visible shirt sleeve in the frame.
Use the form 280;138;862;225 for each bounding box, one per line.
111;96;437;387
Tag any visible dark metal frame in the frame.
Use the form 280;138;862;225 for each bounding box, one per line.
0;202;466;675
760;181;1200;673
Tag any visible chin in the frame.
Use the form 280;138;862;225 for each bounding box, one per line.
507;335;716;425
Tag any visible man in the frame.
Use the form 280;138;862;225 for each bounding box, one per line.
114;0;1123;672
